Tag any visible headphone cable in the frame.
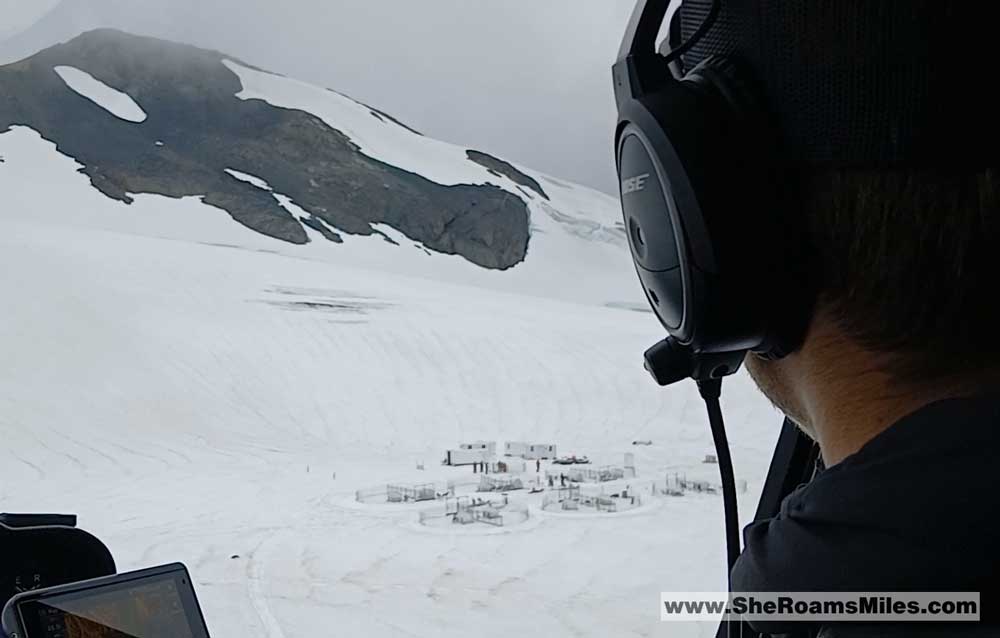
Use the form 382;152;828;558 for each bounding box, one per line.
698;378;741;578
699;378;748;637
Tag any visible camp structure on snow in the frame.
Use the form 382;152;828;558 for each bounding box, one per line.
443;441;497;466
504;441;556;459
504;441;529;457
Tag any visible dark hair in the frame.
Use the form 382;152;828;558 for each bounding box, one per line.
800;168;1000;384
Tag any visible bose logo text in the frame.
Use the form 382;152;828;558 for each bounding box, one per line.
622;173;650;195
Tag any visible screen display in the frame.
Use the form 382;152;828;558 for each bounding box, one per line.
19;572;206;638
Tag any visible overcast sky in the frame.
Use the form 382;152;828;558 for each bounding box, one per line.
1;0;638;193
0;0;57;36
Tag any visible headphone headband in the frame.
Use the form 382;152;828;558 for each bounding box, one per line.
616;0;671;63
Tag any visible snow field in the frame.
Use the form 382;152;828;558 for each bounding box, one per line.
0;111;783;638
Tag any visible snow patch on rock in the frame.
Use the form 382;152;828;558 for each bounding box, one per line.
54;65;147;123
226;168;273;191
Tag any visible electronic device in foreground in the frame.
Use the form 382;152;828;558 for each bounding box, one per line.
2;563;210;638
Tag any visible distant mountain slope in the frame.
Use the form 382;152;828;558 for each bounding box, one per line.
0;29;634;303
1;30;557;268
0;0;189;65
0;0;106;65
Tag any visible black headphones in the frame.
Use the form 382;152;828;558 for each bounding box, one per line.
614;0;814;385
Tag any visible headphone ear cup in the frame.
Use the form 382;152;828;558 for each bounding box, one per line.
617;81;714;346
618;55;813;359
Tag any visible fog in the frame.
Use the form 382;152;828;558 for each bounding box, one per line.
2;0;638;193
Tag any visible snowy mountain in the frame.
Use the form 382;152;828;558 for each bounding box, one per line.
0;28;780;638
1;29;630;275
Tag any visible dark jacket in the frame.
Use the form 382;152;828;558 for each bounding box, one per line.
732;396;1000;637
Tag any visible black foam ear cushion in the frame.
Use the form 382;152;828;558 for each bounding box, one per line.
682;56;815;357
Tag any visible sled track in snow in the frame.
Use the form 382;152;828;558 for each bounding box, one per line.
247;533;288;638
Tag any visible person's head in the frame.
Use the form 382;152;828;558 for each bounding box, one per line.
745;167;1000;442
616;0;1000;458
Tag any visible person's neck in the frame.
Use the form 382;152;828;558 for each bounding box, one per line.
794;325;984;467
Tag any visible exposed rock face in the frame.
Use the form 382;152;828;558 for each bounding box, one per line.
467;150;548;201
0;29;530;269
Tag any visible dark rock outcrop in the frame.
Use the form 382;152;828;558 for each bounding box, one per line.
0;29;530;269
466;150;548;201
